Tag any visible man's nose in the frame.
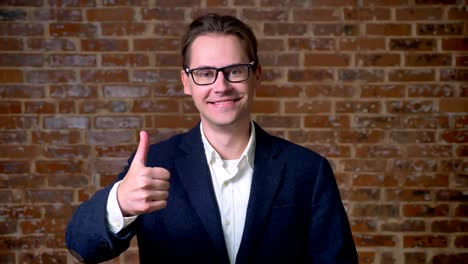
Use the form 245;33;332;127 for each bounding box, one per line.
212;71;232;93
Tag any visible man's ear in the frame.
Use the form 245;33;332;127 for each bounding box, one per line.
181;70;191;95
255;64;262;81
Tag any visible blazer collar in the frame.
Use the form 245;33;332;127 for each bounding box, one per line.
176;122;284;262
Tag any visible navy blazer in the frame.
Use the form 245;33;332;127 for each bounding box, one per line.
66;122;358;263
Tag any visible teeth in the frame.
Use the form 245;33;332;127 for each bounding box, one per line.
213;100;234;104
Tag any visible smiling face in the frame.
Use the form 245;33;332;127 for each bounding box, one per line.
181;34;261;131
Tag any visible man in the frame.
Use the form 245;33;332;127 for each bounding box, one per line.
66;13;358;263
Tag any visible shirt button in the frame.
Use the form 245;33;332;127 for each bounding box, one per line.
223;182;228;187
224;219;230;226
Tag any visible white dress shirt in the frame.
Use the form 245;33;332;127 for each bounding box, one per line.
200;121;256;264
105;121;256;264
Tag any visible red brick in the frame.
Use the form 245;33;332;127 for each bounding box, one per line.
387;189;432;202
448;7;468;19
81;39;128;51
256;84;302;97
95;145;134;158
32;131;81;144
439;99;468;113
404;235;448;248
48;54;96;67
432;220;468;233
50;84;97;98
405;252;426;264
35;160;84;174
408;84;454;97
0;23;43;36
293;9;340;21
355;145;402;158
350;219;378;232
87;8;134;21
133;38;180;51
338;69;384;82
42;145;90;159
49;23;97;37
252;100;280;114
133;69;179;83
356;53;400;66
153;22;188;37
95;116;142;129
284;100;331;113
0;70;23;83
264;23;307;36
288;69;334;82
33;8;82;21
390;131;435;143
0;54;44;67
357;252;375;264
24;189;73;203
87;130;134;144
289;38;335;51
305;53;350;66
314;24;359;36
0;146;40;159
360;84;405;98
340;37;386;51
432;254;468;264
0;38;23;50
0;101;21;114
43;116;89;129
435;190;467;202
258;53;299;67
258;38;285;52
442;38;468;51
27;38;76;51
25;70;76;83
0;131;27;144
402;174;449;187
255;116;300;128
396;8;443;20
102;54;149;67
242;8;288;21
141;7;185;20
191;8;237;19
440;68;468;81
354;234;397;247
337;130;384;143
418;23;464;36
342;159;387;172
95;158;128;175
349;188;380;201
19;252;68;264
81;69;128;83
155;53;181;67
344;8;391;20
367;23;411;36
0;236;42;250
49;0;95;7
305;144;351;158
352;173;398;187
390;38;436;51
382;220;426;232
79;100;129;113
0;116;38;129
454;237;468;248
337;101;381;113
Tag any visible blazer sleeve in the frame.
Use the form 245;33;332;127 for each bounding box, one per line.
65;158;136;263
307;157;358;264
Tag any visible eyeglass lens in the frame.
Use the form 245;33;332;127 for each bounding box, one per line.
192;64;250;85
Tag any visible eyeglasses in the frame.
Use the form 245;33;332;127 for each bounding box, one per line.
185;61;255;86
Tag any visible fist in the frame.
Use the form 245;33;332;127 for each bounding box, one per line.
117;131;170;216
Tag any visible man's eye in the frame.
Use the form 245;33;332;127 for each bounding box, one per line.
195;70;214;78
228;67;244;75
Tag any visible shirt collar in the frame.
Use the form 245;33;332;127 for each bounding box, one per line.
200;121;256;169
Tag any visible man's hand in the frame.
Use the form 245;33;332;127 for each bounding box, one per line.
117;131;170;216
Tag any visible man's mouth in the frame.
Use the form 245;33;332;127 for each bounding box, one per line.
208;98;241;105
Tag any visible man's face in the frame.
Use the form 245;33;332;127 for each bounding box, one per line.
181;34;261;130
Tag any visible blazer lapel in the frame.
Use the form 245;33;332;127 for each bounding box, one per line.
236;123;285;263
174;124;229;261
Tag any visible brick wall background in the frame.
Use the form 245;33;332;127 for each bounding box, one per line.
0;0;467;263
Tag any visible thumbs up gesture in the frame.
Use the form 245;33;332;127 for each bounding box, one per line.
117;131;170;216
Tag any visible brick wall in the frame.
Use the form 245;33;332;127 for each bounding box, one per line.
0;1;467;263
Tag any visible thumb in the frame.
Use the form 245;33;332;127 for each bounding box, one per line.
134;131;149;165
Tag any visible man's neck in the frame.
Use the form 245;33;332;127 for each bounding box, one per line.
202;120;251;160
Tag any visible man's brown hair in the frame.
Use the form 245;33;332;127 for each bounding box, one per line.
181;13;259;71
